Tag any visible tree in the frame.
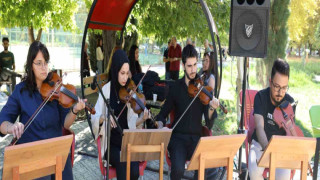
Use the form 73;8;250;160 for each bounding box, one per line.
0;0;78;44
314;22;320;53
132;0;230;45
288;0;318;55
84;0;230;74
264;0;290;83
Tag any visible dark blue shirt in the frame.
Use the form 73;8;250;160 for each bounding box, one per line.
0;81;69;144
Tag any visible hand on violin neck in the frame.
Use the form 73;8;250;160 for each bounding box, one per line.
209;96;219;110
72;97;87;114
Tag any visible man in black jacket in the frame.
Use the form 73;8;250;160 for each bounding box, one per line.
156;45;219;179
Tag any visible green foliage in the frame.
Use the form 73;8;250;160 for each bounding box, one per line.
288;0;319;47
0;0;78;33
264;0;290;82
314;22;320;50
129;0;231;45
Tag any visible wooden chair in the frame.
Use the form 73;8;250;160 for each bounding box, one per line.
96;135;147;179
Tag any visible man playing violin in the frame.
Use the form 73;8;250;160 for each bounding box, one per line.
0;41;86;179
156;44;219;180
249;59;294;180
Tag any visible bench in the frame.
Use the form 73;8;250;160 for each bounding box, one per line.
83;73;108;96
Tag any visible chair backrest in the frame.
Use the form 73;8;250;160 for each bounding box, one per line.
310;105;320;137
83;73;108;96
239;90;258;130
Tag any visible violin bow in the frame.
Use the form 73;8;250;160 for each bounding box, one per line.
172;85;205;130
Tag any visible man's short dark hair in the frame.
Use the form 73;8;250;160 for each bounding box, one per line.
2;37;9;43
182;44;198;65
168;39;171;44
271;58;290;80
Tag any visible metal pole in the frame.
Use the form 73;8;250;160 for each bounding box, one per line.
238;56;248;178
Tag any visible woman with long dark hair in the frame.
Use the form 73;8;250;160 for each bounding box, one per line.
198;51;217;129
0;41;86;179
199;52;216;88
128;45;142;77
91;49;150;180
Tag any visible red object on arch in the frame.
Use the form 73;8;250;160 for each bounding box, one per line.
88;0;137;31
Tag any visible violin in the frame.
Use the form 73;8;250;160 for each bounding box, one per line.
119;79;158;128
188;77;228;114
41;72;96;114
273;101;302;137
273;100;313;175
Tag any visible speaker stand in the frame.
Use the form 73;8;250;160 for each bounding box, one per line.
238;56;248;179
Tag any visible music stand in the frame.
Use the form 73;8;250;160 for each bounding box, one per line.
258;135;316;180
120;129;172;180
2;135;73;180
187;134;246;180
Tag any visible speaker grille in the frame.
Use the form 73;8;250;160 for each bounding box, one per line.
229;0;270;58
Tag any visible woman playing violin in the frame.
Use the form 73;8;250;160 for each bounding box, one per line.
91;49;150;180
0;41;86;179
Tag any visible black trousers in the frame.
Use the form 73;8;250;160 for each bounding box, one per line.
168;133;200;180
168;133;220;180
106;144;139;180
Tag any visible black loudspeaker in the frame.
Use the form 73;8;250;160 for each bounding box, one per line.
229;0;270;58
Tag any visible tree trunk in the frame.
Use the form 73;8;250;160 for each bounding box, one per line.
36;28;43;41
102;30;116;73
28;27;35;44
264;0;290;83
28;27;43;44
123;31;138;54
256;58;266;87
298;46;301;57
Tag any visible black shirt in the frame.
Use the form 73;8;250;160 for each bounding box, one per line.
251;87;294;142
156;77;208;136
164;48;170;72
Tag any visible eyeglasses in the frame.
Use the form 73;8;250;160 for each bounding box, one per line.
33;61;48;68
271;81;289;92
